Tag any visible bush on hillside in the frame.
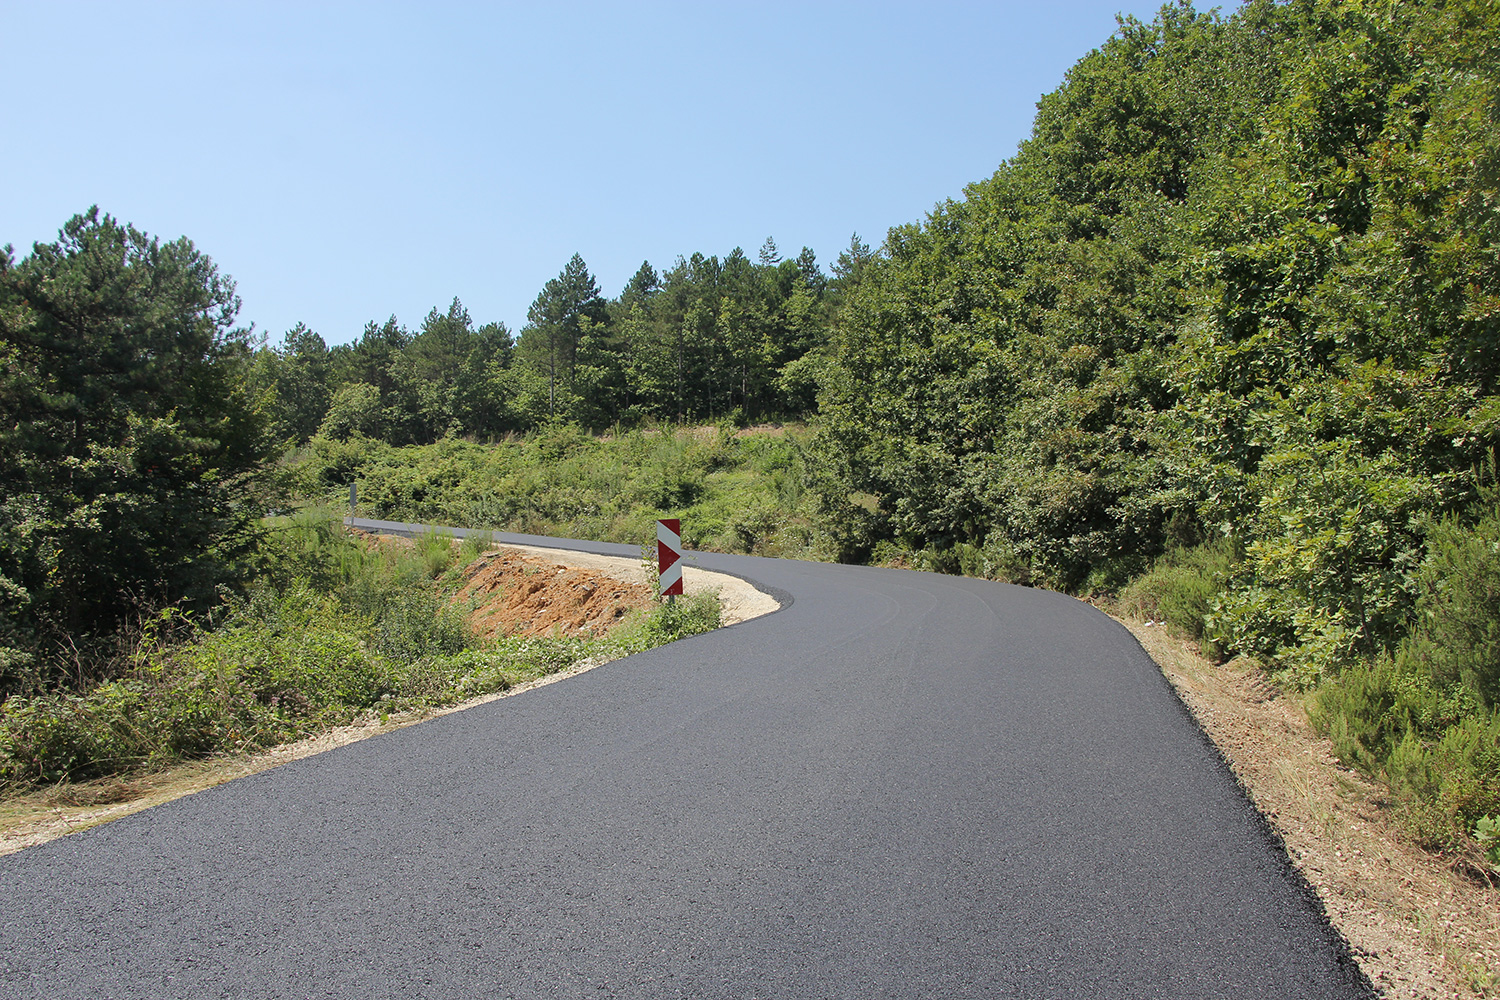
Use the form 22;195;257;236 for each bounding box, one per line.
1119;539;1237;643
1311;502;1500;848
0;514;723;791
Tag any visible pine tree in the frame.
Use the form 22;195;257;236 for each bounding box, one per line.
518;254;606;417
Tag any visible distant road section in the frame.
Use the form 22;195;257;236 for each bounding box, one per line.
0;525;1371;999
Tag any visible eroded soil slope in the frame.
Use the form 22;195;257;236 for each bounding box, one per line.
457;549;655;639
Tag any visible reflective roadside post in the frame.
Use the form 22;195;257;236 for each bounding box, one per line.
657;518;683;603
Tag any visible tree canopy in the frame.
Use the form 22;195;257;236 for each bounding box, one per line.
813;0;1500;669
0;208;274;687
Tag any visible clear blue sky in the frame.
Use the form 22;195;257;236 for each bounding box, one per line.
3;1;1177;345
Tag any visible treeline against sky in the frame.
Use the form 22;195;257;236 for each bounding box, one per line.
253;237;867;446
820;0;1498;587
810;0;1500;845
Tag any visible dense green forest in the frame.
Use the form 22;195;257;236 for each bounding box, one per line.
2;0;1497;854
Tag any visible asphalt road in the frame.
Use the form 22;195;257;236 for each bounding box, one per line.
0;525;1372;999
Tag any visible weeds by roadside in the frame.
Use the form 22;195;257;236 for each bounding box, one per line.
0;511;718;794
291;422;824;559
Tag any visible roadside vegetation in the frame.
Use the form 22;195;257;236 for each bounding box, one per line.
294;422;822;558
0;511;718;792
806;0;1500;864
3;0;1497;875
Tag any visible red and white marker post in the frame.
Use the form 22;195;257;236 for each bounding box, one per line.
657;518;684;599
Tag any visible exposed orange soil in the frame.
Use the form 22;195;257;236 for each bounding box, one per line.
456;549;655;639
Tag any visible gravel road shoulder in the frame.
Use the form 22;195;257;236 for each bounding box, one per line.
1121;616;1499;1000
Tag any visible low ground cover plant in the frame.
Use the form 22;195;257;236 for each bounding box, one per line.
0;511;718;791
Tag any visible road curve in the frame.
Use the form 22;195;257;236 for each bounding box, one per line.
0;524;1371;999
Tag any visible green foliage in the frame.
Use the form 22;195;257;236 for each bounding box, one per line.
0;209;274;691
954;537;1033;584
288;424;823;559
313;306;518;446
1384;712;1500;851
1476;815;1500;868
1310;503;1500;849
1119;539;1237;641
196;231;835;453
0;514;724;791
812;5;1237;588
612;591;722;655
249;324;332;444
516;255;607;421
1403;504;1500;709
1204;441;1435;686
1313;653;1500;849
317;383;385;441
815;0;1499;641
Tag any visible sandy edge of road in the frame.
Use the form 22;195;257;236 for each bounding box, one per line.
0;545;778;856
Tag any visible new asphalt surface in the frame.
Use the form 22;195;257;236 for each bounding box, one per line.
0;524;1372;999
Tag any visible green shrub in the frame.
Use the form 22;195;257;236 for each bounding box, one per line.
457;530;492;566
370;588;471;665
1476;815;1500;867
1313;654;1479;770
1405;509;1500;709
911;547;960;575
283;425;823;560
1382;712;1500;850
259;508;365;591
415;530;458;578
0;683;150;784
1312;651;1500;849
612;592;722;654
1119;540;1236;641
0;518;730;792
870;539;913;567
1308;498;1500;847
1204;442;1434;684
955;536;1032;585
1081;555;1154;596
195;615;385;712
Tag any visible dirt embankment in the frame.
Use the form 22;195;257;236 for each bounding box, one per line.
456;545;779;638
479;543;778;628
458;550;655;640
